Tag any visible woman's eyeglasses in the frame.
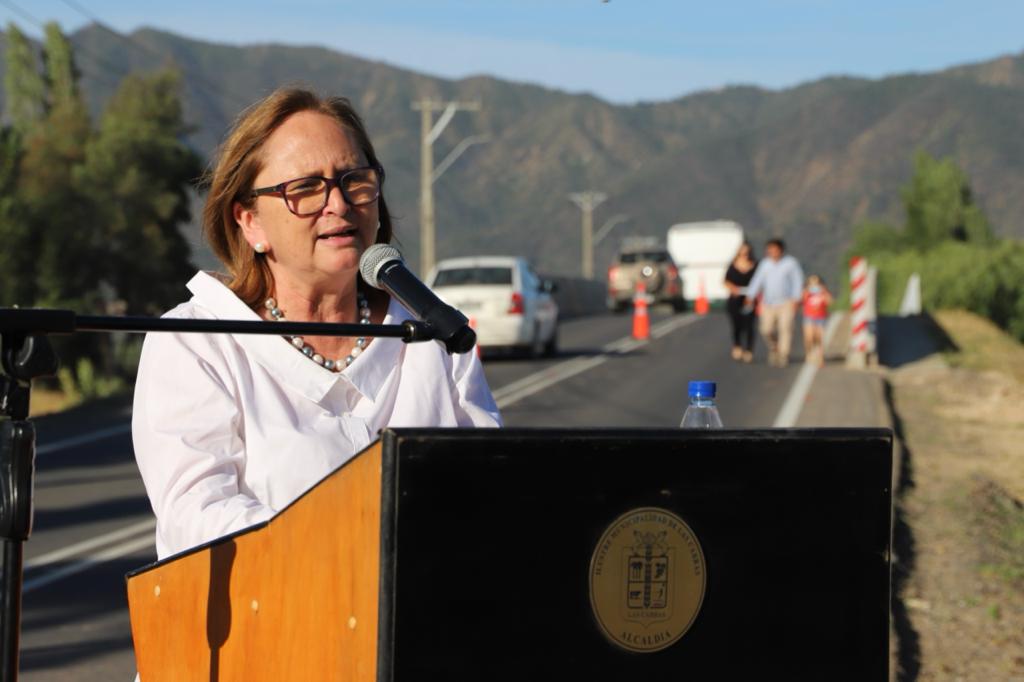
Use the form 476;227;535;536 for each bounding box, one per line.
250;165;384;217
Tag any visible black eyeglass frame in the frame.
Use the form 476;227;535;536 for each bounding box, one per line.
249;165;385;216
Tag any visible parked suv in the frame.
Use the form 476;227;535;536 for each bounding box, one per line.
606;242;685;312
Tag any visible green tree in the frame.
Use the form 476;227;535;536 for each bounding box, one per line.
82;69;200;313
848;151;996;261
902;150;994;249
848;219;908;256
1;23;201;391
1;23;45;307
3;22;46;137
42;21;80;111
16;23;96;310
21;107;97;310
0;22;107;387
0;127;32;305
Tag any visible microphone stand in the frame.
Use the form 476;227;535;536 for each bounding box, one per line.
0;307;440;682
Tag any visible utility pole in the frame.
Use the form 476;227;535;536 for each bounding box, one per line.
411;99;481;276
568;191;607;279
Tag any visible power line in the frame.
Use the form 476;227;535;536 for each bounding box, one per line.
0;0;132;91
1;0;254;111
55;0;100;22
55;0;253;108
54;0;252;109
0;0;40;27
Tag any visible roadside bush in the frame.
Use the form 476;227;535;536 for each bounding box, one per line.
844;150;1023;343
57;357;125;403
870;240;1024;342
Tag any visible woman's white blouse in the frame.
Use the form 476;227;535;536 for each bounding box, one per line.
132;271;501;560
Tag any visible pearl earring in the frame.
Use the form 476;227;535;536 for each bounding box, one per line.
254;242;267;254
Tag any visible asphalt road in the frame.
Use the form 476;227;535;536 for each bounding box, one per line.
16;309;809;680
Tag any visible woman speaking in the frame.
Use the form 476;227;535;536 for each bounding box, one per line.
132;88;501;560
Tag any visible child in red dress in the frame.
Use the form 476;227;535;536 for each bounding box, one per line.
802;274;832;367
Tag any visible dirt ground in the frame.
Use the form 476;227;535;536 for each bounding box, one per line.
890;310;1024;681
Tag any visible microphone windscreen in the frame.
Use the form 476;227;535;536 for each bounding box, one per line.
359;244;403;289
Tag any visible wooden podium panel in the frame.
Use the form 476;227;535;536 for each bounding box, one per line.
127;441;384;682
126;428;892;681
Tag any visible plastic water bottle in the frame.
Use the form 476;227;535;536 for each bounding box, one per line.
680;381;723;428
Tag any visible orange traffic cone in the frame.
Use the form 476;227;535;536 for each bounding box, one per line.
469;317;481;359
695;276;709;316
632;282;650;340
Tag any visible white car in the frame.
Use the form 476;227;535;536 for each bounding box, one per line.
427;256;559;357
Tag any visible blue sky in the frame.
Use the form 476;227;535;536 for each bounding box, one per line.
5;0;1024;103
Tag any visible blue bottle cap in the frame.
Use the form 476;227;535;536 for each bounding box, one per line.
688;381;716;398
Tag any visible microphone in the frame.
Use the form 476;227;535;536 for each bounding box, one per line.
359;245;476;354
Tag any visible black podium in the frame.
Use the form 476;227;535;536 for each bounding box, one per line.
127;428;893;681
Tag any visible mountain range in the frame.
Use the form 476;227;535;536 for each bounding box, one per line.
2;24;1023;284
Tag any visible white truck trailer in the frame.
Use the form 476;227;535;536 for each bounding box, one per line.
666;220;745;304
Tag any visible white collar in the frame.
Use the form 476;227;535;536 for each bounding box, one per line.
185;271;411;404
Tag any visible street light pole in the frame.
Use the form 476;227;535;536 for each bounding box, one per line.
411;99;481;276
568;191;607;279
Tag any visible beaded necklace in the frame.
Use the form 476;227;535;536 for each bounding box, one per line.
264;293;371;371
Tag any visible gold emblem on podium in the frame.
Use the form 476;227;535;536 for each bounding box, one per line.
589;507;706;653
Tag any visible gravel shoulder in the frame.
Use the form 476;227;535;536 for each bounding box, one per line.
888;310;1024;681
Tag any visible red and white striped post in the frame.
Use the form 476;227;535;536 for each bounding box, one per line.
848;256;870;366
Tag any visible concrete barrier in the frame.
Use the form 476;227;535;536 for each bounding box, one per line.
545;276;606;320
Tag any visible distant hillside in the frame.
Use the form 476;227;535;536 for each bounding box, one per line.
2;24;1023;283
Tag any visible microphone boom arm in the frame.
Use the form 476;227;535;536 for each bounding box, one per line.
0;308;436;342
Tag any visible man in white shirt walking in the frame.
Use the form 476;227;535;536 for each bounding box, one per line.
744;238;804;367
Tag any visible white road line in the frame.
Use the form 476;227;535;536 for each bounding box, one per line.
651;314;700;339
495;355;609;408
24;518;156;570
772;312;843;427
493;314;700;409
23;534;155;593
35;422;132;455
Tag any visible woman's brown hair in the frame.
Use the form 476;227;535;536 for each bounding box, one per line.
202;87;393;307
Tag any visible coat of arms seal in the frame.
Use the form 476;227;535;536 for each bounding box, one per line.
589;507;706;652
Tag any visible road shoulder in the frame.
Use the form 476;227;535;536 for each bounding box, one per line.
884;312;1024;681
794;311;891;428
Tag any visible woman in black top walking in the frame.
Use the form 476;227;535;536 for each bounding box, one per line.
724;242;758;363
